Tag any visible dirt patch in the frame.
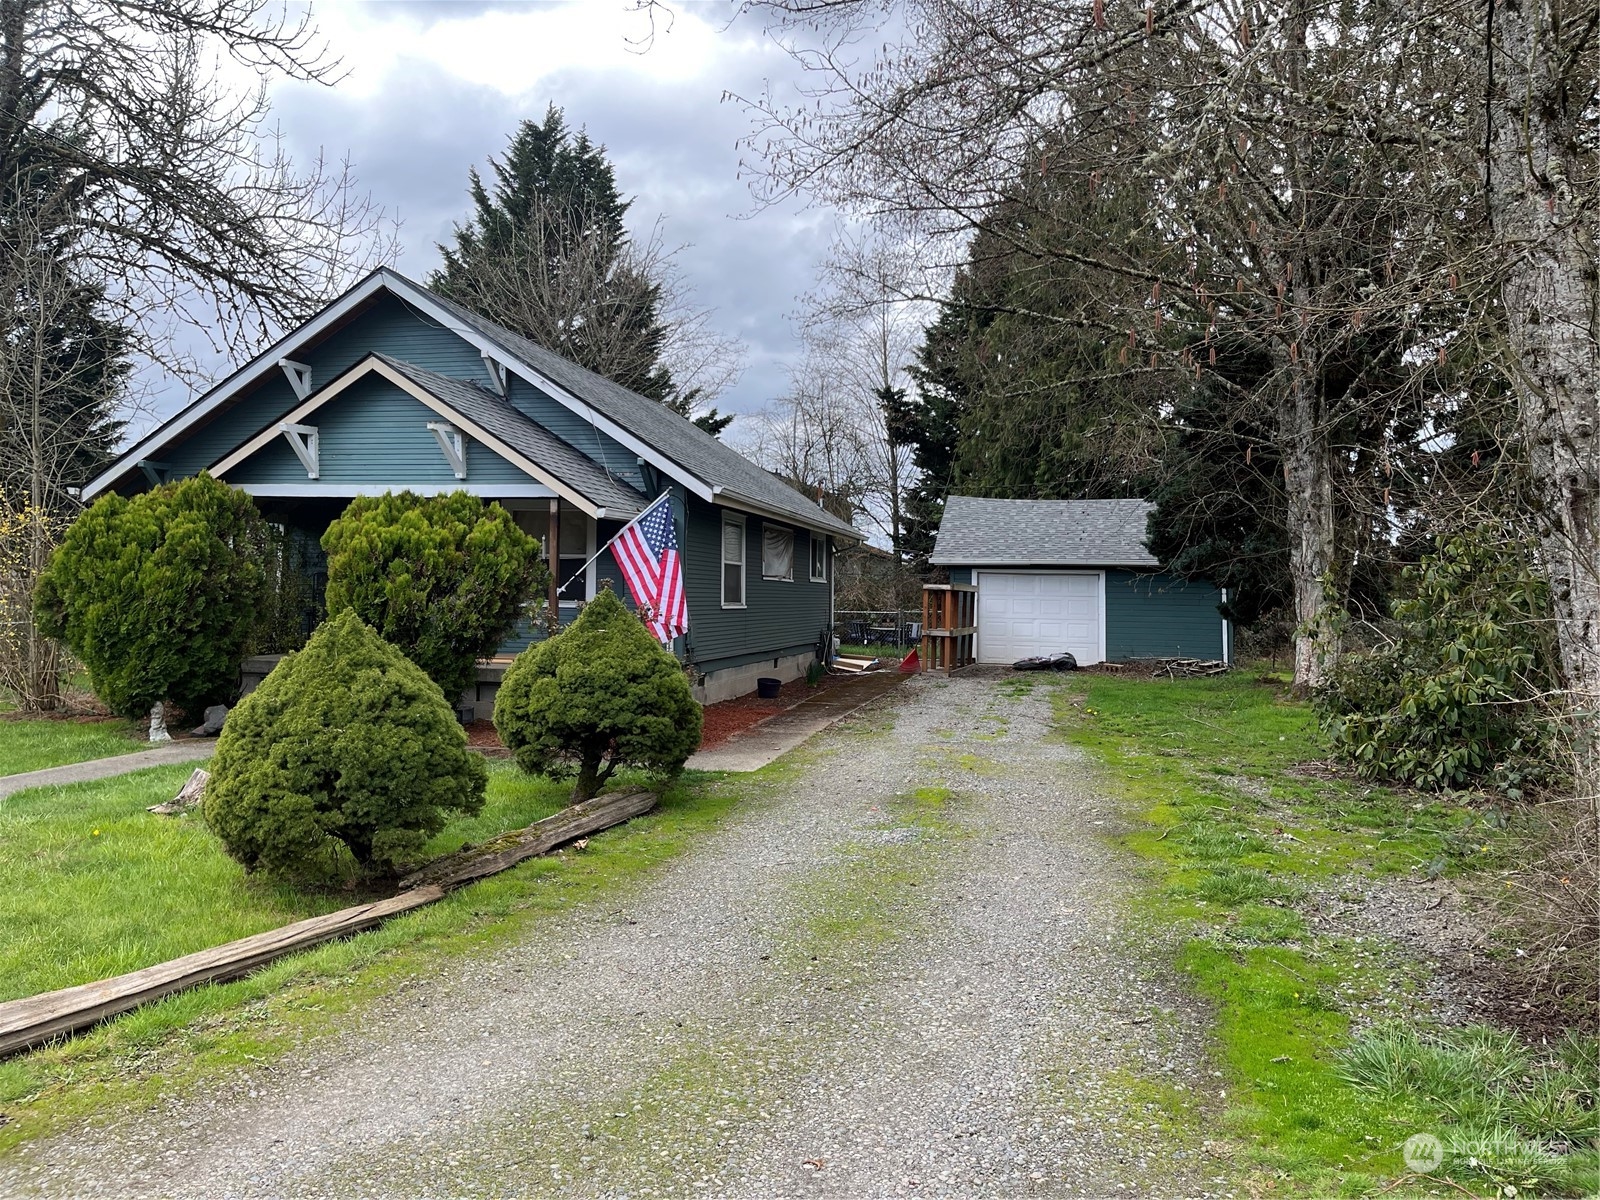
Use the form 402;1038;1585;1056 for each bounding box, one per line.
696;670;861;752
1308;875;1573;1038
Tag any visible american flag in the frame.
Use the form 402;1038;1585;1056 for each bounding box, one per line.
610;494;689;644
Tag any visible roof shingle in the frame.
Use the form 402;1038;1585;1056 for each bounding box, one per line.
930;496;1160;568
374;354;649;517
419;279;858;540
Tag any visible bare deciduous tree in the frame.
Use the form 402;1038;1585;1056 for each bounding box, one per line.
0;0;394;376
735;0;1587;705
798;229;930;556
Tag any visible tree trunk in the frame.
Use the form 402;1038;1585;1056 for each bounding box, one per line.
1489;0;1600;789
1279;355;1339;693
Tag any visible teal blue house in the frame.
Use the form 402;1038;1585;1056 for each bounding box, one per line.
930;496;1231;665
84;268;860;705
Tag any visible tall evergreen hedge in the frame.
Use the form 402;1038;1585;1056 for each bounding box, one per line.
33;472;267;719
322;490;544;701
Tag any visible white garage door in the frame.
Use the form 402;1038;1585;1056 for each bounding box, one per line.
977;572;1103;665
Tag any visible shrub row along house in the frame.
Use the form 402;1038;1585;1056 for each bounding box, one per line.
84;268;859;707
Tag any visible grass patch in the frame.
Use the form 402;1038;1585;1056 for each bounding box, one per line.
1056;671;1596;1196
0;763;745;1155
0;716;144;776
0;759;576;1004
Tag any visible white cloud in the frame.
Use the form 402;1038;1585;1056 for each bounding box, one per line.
309;1;759;100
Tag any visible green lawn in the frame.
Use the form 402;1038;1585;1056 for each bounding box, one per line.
0;759;574;1003
0;716;144;776
1056;670;1598;1198
0;758;744;1155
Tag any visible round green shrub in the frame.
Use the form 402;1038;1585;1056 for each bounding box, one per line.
206;608;487;878
493;587;702;801
321;490;545;701
33;472;268;719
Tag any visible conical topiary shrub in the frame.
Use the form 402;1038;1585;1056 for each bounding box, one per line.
206;609;487;879
493;587;702;802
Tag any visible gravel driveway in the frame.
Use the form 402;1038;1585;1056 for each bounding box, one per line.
0;671;1224;1198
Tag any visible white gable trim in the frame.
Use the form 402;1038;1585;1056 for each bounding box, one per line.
84;269;715;503
279;423;320;478
426;421;468;479
208;356;607;517
279;359;314;400
84;272;392;499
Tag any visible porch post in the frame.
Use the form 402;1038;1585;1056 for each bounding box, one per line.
547;499;560;625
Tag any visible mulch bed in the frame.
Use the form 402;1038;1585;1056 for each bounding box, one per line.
464;670;865;757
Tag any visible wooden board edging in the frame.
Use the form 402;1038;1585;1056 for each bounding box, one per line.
0;788;659;1058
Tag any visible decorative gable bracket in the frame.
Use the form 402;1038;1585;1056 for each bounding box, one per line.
480;352;508;397
279;422;319;479
426;421;468;479
279;359;313;400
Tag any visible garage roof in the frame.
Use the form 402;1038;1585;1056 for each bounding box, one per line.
930;496;1161;568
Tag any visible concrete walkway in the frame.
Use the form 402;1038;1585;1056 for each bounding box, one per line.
0;741;215;798
685;669;908;772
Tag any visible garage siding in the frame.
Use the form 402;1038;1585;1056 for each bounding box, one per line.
951;565;1226;662
1104;570;1225;660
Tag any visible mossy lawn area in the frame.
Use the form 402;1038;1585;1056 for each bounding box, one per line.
0;716;143;777
1058;671;1598;1198
0;759;741;1155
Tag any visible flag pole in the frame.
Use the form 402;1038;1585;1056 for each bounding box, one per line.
551;492;670;600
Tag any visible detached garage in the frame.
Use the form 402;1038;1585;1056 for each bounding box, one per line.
930;496;1230;666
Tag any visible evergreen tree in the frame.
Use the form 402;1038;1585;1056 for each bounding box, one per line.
901;161;1167;570
0;144;130;515
432;106;676;404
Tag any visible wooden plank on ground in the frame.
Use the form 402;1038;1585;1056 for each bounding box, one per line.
0;787;660;1059
0;887;443;1058
399;788;658;892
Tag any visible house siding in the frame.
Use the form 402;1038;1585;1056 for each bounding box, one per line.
504;376;645;492
147;296;499;481
680;493;831;674
227;377;536;487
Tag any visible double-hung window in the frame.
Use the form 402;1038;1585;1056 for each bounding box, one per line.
809;534;827;582
721;516;746;608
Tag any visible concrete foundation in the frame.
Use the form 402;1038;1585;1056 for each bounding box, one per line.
692;650;816;706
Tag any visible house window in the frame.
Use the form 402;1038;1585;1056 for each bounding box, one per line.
809;534;827;582
722;516;745;608
557;506;593;604
762;525;794;581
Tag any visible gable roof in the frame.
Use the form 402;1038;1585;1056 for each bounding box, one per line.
204;353;647;517
372;356;647;516
421;286;859;539
87;268;858;541
930;496;1160;568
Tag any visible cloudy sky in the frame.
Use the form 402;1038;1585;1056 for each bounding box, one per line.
245;0;845;428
